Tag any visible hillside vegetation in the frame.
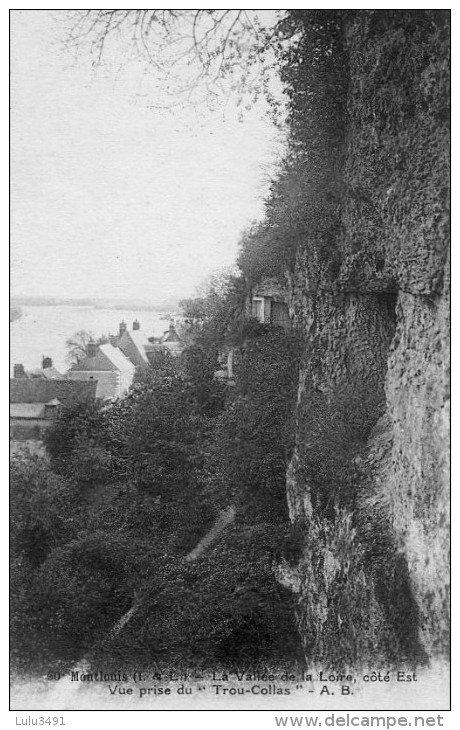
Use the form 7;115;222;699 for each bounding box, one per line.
10;10;449;674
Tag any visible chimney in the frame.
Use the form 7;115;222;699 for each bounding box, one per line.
119;320;127;336
42;356;52;370
87;340;98;358
133;319;140;331
13;363;25;378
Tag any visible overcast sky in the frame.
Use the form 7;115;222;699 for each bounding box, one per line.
10;10;283;303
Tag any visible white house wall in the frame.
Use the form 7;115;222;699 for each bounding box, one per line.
67;370;121;401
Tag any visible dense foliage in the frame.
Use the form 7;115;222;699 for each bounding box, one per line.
11;300;301;671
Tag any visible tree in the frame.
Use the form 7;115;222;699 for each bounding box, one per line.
10;453;78;568
10;452;81;666
65;330;109;364
179;270;248;352
63;10;278;108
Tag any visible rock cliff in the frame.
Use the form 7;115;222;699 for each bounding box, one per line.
280;11;449;664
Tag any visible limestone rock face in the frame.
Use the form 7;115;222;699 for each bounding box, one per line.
284;11;449;662
384;283;450;655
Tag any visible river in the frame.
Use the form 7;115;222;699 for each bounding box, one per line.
10;305;172;376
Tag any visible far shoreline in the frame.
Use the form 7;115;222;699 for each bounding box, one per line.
11;298;179;313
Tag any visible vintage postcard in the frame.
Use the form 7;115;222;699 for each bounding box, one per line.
9;7;450;721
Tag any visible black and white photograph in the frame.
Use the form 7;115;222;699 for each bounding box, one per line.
9;6;451;717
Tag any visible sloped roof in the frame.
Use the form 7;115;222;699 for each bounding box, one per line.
100;343;136;372
42;366;63;379
69;344;135;374
68;347;117;372
127;330;150;362
160;325;181;343
10;379;97;406
118;329;150;364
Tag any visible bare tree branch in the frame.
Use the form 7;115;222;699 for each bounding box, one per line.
61;10;278;108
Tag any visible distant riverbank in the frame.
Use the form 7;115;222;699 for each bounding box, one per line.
11;295;179;311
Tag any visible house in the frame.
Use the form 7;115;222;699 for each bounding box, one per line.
214;278;292;384
10;400;62;440
248;278;291;331
141;321;185;362
156;322;184;356
66;341;135;400
10;378;97;440
12;357;63;380
106;319;184;367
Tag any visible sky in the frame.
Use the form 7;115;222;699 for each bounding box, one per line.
10;10;284;304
